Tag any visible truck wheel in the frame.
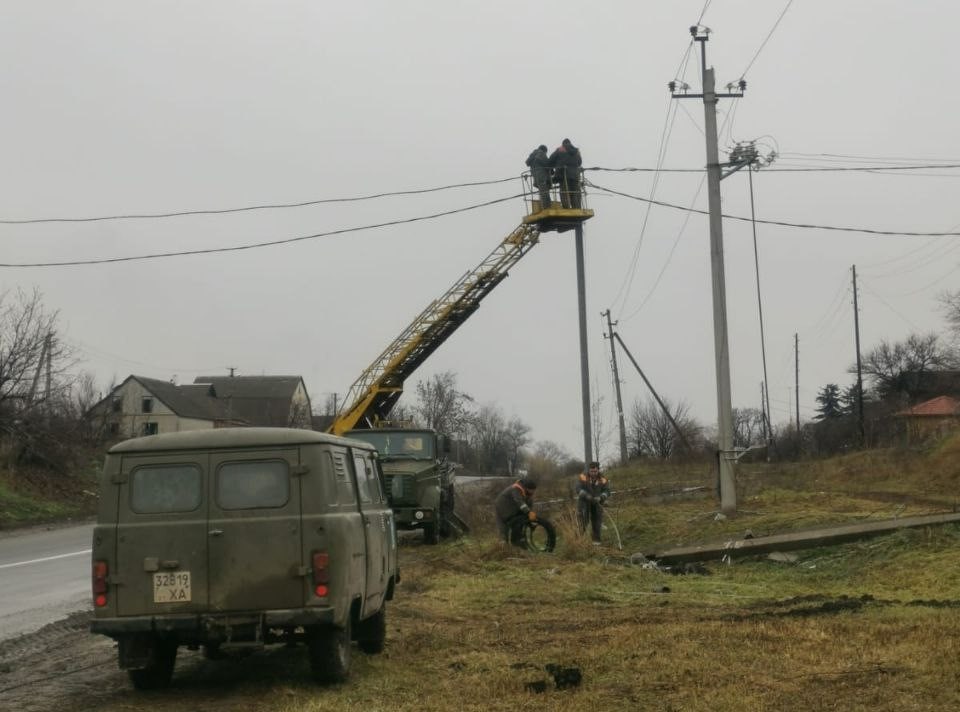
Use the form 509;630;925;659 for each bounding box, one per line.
422;523;440;545
307;620;351;684
356;605;387;654
127;639;177;690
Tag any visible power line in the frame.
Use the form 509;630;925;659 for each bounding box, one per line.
2;163;954;226
740;0;795;79
0;176;519;225
587;163;960;173
0;193;523;268
587;180;960;237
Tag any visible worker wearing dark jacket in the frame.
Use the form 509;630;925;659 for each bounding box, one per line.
525;144;552;210
494;478;538;546
548;138;583;208
576;461;610;543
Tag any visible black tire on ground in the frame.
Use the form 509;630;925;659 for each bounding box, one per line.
525;517;557;553
307;620;352;684
127;639;178;690
202;642;223;660
355;605;387;654
422;523;440;545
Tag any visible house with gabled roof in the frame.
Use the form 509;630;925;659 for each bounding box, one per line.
88;374;312;440
896;395;960;441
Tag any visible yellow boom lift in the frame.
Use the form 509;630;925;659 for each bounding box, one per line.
329;176;593;436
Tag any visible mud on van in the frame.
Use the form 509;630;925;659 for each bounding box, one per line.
90;428;398;688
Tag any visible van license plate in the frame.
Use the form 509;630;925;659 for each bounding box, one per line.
153;571;191;603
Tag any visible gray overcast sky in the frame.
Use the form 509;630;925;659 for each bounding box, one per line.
1;1;957;461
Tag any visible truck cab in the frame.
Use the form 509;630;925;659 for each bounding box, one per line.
345;428;458;544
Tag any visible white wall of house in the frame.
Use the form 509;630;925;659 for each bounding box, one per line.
99;380;214;438
290;381;312;429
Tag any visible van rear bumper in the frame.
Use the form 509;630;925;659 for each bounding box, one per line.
91;608;336;637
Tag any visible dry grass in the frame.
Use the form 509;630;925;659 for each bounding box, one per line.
87;435;960;712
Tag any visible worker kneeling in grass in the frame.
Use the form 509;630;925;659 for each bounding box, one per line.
494;477;538;547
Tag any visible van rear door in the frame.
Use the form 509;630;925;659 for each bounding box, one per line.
350;448;394;617
115;454;208;616
207;448;303;612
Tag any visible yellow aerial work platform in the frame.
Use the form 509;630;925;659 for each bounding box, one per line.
328;171;594;435
520;172;594;233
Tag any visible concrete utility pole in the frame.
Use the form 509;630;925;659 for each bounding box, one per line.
851;265;865;445
602;309;629;464
574;224;593;466
794;333;800;434
670;27;745;514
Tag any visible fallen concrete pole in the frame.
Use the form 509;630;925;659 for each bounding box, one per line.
647;511;960;565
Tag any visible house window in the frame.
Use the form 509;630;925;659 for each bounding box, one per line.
142;422;159;436
111;398;122;413
141;397;153;413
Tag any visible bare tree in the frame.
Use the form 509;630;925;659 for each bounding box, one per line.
466;402;506;473
628;397;701;459
414;371;473;435
940;290;960;342
502;416;531;475
858;333;957;401
590;393;607;465
0;289;75;428
732;407;766;448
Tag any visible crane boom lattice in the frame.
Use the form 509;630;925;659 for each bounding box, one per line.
331;223;541;434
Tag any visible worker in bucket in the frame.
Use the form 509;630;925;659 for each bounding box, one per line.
548;138;583;209
494;477;538;547
576;461;610;544
525;144;552;210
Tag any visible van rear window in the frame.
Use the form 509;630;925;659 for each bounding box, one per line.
217;461;289;510
131;465;202;513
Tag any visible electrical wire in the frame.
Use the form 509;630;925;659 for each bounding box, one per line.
780;151;960;164
585;164;960;174
2;162;954;226
859;279;920;331
0;192;523;268
740;0;795;79
608;38;694;314
0;176;518;225
587;181;960;237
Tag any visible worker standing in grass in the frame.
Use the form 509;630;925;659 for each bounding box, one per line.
576;461;610;544
494;477;538;547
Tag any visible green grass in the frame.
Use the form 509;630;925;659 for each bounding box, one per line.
45;433;960;710
0;480;79;526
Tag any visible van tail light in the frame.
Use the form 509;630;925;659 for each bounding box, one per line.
312;551;329;599
92;560;109;608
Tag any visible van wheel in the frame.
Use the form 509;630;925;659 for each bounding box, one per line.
127;639;177;690
422;523;440;545
307;620;351;684
356;605;386;655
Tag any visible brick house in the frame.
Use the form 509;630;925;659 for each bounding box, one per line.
896;395;960;441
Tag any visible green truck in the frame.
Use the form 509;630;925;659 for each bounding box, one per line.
345;428;467;544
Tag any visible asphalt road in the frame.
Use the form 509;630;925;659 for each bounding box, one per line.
0;523;93;641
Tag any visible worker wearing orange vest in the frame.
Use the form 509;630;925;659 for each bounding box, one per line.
576;461;610;543
494;478;538;546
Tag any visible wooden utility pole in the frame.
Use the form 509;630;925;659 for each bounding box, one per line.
670;27;745;513
602;310;629;464
852;265;865;445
